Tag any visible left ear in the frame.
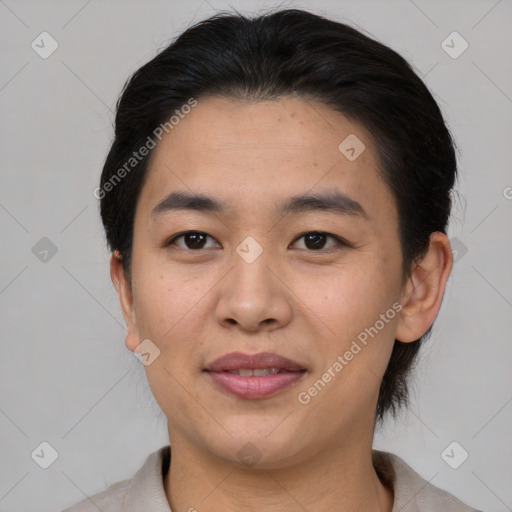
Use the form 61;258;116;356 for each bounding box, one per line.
395;232;453;343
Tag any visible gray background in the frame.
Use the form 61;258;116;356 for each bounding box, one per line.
1;0;511;511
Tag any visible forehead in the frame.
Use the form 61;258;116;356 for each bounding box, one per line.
137;95;395;222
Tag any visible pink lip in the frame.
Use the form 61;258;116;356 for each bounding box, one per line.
204;352;307;399
204;351;306;372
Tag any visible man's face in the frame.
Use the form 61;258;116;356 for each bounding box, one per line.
123;96;405;466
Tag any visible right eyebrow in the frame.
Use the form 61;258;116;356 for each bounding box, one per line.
151;191;223;219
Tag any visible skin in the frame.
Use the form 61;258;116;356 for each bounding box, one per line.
111;95;453;512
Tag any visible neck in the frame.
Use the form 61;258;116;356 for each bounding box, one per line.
164;424;394;512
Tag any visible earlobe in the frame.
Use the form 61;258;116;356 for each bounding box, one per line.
395;232;453;343
110;251;140;352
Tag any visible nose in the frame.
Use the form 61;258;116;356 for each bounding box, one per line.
215;247;293;333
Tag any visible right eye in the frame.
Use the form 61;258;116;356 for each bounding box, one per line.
165;231;221;250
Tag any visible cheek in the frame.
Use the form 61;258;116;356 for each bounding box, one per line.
134;267;212;406
132;262;204;342
311;264;399;339
132;258;226;371
299;268;400;416
300;260;401;403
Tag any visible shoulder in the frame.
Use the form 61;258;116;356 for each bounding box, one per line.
59;478;131;512
59;446;172;512
372;450;483;512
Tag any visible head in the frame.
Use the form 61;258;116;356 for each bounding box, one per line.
101;9;455;465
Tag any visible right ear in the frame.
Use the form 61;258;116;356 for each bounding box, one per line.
110;250;140;352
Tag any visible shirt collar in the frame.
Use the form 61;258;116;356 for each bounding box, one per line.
125;445;474;512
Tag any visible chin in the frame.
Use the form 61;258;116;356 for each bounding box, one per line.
205;422;311;469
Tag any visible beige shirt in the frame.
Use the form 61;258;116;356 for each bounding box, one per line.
60;446;482;511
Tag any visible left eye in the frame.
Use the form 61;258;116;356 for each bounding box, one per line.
291;232;343;251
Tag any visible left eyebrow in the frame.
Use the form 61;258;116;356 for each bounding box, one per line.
279;190;368;219
150;189;368;220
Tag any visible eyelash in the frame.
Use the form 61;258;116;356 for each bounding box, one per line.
163;231;350;252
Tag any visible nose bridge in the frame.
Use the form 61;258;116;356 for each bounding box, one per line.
231;234;276;295
215;234;292;331
235;234;267;266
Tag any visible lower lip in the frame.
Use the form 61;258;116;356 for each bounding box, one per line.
205;371;306;399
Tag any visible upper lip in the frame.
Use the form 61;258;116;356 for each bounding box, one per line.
204;352;306;372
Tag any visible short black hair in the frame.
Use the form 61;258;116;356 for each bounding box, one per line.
98;8;458;423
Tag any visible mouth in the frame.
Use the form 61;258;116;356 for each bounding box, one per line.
220;368;298;376
203;352;307;399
